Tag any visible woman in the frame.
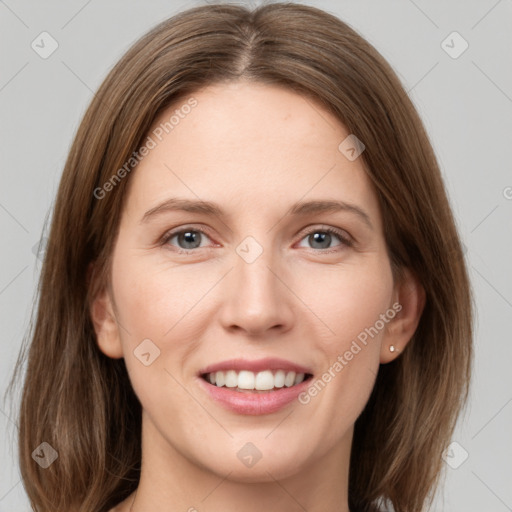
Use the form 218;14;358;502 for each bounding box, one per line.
6;3;473;511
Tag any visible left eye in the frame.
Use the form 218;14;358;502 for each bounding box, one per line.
162;227;351;253
296;228;351;251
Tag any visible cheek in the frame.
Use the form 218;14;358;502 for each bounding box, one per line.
112;248;197;335
111;250;211;390
298;261;393;433
110;253;198;410
302;257;394;349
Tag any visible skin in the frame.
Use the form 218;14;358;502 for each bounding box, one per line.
91;80;425;512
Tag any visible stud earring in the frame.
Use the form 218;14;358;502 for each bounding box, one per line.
389;345;396;352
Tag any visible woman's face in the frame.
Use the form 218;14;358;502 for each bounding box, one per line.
94;81;407;484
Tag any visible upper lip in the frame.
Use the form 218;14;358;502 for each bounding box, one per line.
199;357;313;376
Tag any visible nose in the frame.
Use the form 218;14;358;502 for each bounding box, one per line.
218;246;295;337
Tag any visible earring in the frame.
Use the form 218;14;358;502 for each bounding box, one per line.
389;345;396;352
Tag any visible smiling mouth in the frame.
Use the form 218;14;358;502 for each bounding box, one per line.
201;369;314;393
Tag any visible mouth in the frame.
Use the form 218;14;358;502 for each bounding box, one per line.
197;358;315;414
200;369;314;393
198;356;314;394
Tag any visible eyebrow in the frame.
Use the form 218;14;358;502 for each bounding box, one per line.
141;197;373;230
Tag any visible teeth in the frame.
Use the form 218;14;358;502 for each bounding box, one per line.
274;370;285;388
205;370;306;390
215;371;225;387
224;370;237;387
294;372;305;385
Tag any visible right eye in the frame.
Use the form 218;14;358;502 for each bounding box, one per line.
161;227;215;253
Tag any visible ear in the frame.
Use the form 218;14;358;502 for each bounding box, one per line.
88;262;124;359
380;267;426;364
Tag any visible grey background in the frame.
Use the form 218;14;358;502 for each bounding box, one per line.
1;0;511;510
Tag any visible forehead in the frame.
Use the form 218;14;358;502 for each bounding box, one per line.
124;81;382;228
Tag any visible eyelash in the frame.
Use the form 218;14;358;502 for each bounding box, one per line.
159;225;353;255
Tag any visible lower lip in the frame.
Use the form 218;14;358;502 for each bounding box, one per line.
196;375;313;415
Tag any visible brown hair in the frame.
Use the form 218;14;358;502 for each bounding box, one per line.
5;2;473;511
